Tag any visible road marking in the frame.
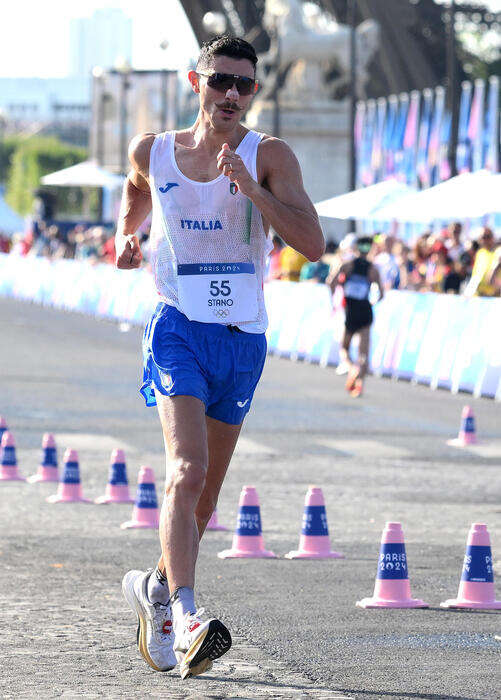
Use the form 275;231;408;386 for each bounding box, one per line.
315;438;413;459
448;440;501;459
234;437;279;456
55;433;138;454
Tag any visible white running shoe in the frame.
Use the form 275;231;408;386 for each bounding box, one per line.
122;569;177;672
335;361;350;376
174;608;232;680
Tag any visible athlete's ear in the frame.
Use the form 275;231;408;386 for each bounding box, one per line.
188;70;200;93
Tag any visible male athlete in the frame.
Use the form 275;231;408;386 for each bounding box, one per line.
116;36;324;679
328;236;383;397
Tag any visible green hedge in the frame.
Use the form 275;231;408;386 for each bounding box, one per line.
5;136;87;216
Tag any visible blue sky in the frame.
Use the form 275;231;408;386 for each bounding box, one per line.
1;1;199;77
2;1;500;79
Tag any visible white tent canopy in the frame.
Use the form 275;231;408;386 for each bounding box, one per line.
314;180;416;220
41;160;125;188
372;170;501;223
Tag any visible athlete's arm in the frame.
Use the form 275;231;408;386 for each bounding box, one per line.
369;264;384;301
217;138;325;262
115;133;154;270
327;262;348;293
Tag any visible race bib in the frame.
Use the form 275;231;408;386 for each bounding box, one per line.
177;262;258;323
344;275;370;300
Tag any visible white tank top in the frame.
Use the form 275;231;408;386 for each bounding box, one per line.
148;129;272;333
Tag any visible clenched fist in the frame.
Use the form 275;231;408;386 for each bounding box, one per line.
116;234;142;269
216;142;257;197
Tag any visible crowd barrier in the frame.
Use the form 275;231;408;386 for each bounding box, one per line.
1;254;500;400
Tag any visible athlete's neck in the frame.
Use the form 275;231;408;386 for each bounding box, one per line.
186;113;247;154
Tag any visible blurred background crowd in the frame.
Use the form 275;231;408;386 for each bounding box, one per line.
2;219;500;298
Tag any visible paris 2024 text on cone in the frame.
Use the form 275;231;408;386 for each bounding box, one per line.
46;448;91;503
27;433;59;483
218;485;276;558
121;465;159;529
206;508;227;531
447;405;478;447
95;448;134;504
441;523;501;609
0;431;25;482
356;521;428;608
285;486;344;559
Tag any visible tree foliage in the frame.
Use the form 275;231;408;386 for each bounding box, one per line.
5;136;86;215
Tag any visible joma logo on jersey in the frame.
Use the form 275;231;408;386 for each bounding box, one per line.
159;182;179;193
180;219;223;231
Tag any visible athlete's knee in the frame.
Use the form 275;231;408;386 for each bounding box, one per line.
195;491;217;524
166;458;206;501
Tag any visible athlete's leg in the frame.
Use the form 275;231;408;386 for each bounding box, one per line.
196;416;242;537
343;328;359;391
340;327;354;369
155;414;242;576
357;325;370;379
156;394;208;592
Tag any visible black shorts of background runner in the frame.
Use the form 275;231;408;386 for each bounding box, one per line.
344;299;373;333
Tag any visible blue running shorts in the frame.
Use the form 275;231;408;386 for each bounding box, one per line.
140;303;267;425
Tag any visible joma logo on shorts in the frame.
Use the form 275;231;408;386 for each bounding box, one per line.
180;219;223;231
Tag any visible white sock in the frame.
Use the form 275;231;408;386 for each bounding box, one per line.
171;586;196;628
147;566;170;605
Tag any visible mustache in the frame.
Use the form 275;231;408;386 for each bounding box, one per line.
216;101;242;112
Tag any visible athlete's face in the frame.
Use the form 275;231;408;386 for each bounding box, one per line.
189;56;257;131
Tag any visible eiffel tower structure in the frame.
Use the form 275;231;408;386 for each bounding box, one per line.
179;0;499;98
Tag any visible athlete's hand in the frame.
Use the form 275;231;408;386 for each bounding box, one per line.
116;234;142;269
217;143;256;197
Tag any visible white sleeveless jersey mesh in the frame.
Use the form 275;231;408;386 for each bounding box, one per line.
149;129;273;333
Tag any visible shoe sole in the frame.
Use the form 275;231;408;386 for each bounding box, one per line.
121;573;175;673
180;620;232;680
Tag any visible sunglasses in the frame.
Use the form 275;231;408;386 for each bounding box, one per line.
197;72;258;96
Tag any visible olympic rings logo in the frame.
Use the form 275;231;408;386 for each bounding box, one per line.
213;309;230;318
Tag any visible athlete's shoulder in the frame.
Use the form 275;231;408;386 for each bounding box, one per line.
128;132;157;178
256;135;300;175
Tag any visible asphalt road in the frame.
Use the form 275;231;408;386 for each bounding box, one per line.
1;297;500;700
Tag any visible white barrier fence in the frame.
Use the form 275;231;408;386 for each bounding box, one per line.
1;254;500;400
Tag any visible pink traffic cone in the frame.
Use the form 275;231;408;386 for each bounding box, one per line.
0;416;8;444
447;405;478;447
0;431;25;481
27;434;59;483
441;523;501;609
121;466;159;529
95;449;134;504
46;448;91;503
285;486;344;559
218;485;276;558
206;508;227;531
356;522;428;608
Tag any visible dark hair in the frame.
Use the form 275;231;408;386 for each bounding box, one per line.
357;236;373;255
197;35;258;73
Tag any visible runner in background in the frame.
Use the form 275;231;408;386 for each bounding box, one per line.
328;236;383;397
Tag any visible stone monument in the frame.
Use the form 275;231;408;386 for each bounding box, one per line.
245;0;378;239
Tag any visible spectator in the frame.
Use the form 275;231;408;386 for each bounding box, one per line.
279;245;308;282
488;243;501;295
300;240;338;283
265;235;284;281
374;234;400;289
446;222;465;262
393;241;414;290
468;227;498;297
